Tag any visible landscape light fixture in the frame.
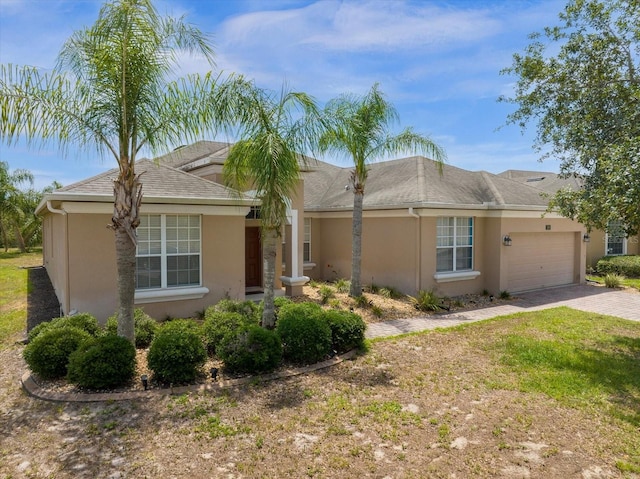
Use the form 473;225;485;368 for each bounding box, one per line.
141;374;149;390
210;367;219;381
503;234;512;246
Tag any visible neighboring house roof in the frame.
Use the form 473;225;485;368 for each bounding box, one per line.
304;157;552;211
156;140;233;170
156;140;317;175
36;159;253;215
497;170;582;195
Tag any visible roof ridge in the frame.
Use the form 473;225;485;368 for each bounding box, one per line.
480;171;505;205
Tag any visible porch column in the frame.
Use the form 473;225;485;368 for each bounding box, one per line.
280;208;309;296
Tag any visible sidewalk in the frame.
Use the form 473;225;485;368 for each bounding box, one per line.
366;284;640;339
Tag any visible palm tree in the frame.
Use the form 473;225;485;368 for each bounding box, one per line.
0;161;34;252
0;0;246;342
223;85;324;328
319;83;446;297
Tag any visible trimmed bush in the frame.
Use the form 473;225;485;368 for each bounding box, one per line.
202;310;257;356
213;299;262;322
147;320;207;384
23;327;93;379
276;302;332;364
28;313;100;342
218;324;282;374
104;309;159;348
273;296;294;309
322;309;366;353
67;335;136;389
596;255;640;278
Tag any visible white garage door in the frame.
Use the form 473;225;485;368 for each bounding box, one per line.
506;232;576;292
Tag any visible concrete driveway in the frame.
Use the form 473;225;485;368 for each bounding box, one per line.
366;283;640;339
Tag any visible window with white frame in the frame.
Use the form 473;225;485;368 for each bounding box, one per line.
436;217;473;272
606;220;626;255
136;214;201;290
303;218;311;263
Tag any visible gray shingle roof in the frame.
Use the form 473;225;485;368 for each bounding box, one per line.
497;170;582;194
155;141;232;169
56;159;247;202
304;157;552;210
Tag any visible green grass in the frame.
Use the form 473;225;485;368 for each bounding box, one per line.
0;248;42;346
588;274;640;290
483;307;640;426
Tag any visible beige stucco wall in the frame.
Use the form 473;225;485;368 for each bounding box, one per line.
42;211;69;314
53;210;245;323
308;210;586;298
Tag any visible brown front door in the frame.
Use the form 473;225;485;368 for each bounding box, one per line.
245;227;262;288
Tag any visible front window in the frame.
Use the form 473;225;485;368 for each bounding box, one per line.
436;217;473;273
136;214;201;290
303;218;311;263
606;220;626;255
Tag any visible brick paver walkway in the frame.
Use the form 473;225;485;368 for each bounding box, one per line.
366;284;640;339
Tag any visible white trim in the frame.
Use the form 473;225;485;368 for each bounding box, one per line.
433;271;481;283
280;276;310;286
303;262;316;271
135;286;209;304
304;208;562;219
57;201;250;216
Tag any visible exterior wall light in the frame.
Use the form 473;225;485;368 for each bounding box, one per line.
583;233;591;242
503;235;512;246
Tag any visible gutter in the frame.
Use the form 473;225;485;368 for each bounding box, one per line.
409;208;421;293
44;201;70;316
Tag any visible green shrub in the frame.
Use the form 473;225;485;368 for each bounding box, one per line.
104;308;159;348
213;299;261;322
273;296;294;309
28;313;100;342
67;335;136;389
370;304;383;318
499;290;511;300
411;290;441;312
23;327;93;379
276;303;332;364
218;324;282;374
318;284;335;304
322;309;366;353
147;320;207;384
596;255;640;277
604;273;624;288
334;278;350;294
202;310;257;356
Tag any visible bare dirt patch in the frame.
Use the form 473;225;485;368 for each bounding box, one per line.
2;319;635;478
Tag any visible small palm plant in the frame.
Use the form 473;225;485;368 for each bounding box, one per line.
411;289;441;312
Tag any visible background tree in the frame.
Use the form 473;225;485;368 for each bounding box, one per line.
0;0;245;342
319;83;446;297
223;85;323;328
501;0;640;236
0;161;33;252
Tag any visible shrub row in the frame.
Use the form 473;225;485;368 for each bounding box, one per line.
596;255;640;278
23;299;367;389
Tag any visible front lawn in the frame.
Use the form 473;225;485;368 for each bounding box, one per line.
0;248;42;345
587;274;640;291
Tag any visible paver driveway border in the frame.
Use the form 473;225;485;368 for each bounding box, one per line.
366;283;640;339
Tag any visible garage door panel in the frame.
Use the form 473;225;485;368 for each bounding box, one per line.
507;232;575;292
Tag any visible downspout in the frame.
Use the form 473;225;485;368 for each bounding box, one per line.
408;207;421;293
46;201;69;316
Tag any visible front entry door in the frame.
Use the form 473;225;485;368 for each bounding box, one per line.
245;227;262;288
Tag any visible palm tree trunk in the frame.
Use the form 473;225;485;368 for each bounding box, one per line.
14;224;26;253
112;172;142;343
350;190;364;297
261;227;278;328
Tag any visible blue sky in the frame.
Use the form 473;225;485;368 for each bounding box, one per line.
0;0;567;190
